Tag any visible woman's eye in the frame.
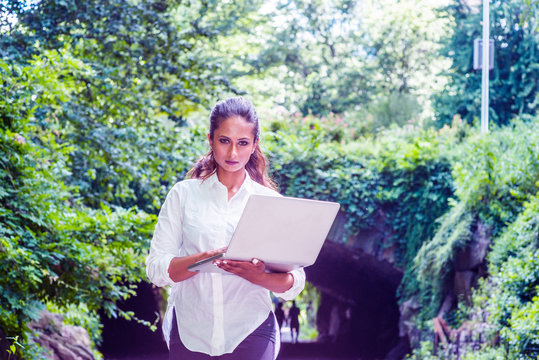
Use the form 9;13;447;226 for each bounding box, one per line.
219;138;230;144
239;141;250;146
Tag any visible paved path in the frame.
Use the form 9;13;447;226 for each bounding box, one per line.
105;345;362;360
105;327;365;360
278;343;364;359
105;342;365;360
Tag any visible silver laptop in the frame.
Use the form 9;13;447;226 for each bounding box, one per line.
188;194;340;274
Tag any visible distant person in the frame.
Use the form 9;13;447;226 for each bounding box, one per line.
328;304;340;343
275;301;285;331
306;301;314;328
289;300;301;343
146;97;306;359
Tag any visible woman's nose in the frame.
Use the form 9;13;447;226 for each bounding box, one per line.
229;144;238;157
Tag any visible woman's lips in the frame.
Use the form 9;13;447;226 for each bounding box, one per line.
225;160;239;165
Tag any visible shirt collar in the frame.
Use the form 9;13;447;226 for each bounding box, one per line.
205;170;255;195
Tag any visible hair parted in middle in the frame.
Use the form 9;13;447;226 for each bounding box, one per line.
186;97;277;191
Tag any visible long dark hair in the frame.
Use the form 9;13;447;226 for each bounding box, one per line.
186;97;277;191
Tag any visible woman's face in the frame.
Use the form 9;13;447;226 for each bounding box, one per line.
209;116;258;177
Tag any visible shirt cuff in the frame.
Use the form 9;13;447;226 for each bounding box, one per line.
273;268;306;301
146;253;176;287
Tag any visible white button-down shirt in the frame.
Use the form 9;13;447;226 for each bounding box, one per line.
146;172;306;356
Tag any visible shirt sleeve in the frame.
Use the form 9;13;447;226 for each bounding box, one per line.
145;183;183;287
272;267;306;301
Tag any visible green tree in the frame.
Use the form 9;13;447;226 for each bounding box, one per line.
1;0;261;213
233;0;450;128
433;0;539;127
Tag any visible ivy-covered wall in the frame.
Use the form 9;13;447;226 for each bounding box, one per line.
263;115;539;359
266;114;456;266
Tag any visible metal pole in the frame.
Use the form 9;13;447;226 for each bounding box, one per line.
481;0;489;133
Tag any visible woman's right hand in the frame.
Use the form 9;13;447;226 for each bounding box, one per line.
203;246;228;260
167;247;227;283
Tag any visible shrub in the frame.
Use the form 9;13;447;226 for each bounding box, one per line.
0;52;156;358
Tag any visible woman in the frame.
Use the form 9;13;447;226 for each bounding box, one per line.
146;97;306;359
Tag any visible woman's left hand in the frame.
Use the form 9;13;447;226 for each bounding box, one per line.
214;258;294;293
214;258;266;284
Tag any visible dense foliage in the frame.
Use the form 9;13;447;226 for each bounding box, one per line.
265;114;455;267
230;0;451;127
1;0;260;213
267;115;539;360
0;55;156;358
407;119;539;359
486;194;539;358
407;120;539;321
433;0;539;127
1;0;538;359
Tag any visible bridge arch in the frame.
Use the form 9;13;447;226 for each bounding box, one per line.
306;240;405;358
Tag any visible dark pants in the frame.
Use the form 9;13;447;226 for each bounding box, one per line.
169;311;276;360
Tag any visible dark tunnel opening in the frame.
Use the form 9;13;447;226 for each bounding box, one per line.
306;241;406;359
99;281;168;357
